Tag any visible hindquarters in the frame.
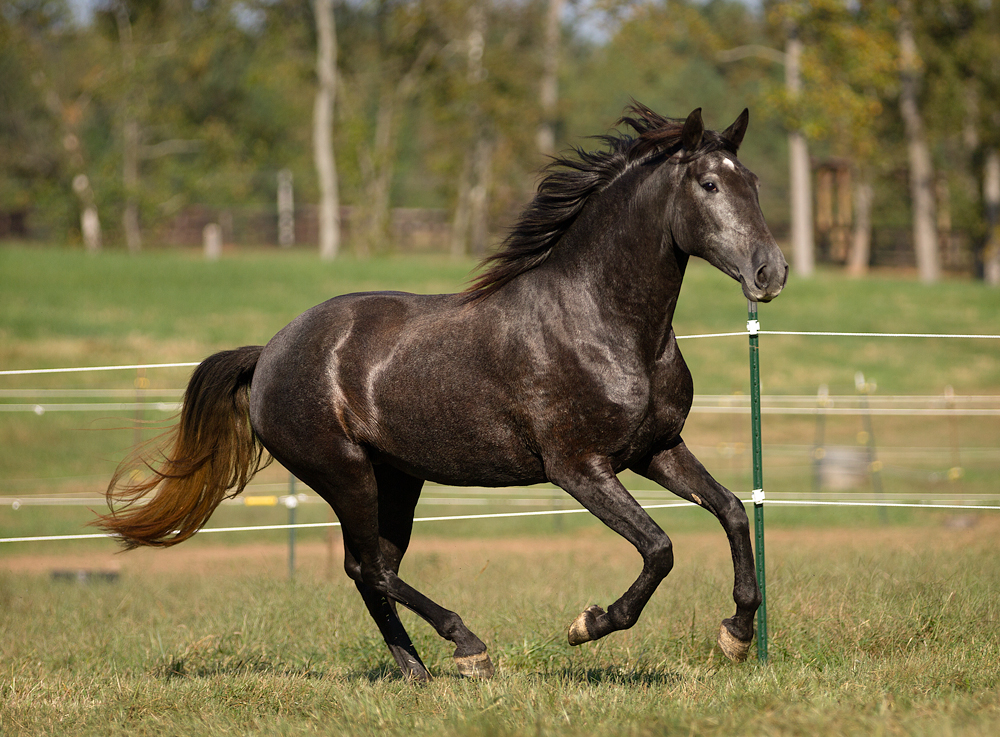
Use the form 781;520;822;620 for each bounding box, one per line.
247;294;498;680
248;291;547;488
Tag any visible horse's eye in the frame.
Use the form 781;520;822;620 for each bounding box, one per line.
701;182;719;193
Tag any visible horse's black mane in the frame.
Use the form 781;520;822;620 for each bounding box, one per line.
464;102;738;302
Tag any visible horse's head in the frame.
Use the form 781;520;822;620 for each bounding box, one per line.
666;108;787;302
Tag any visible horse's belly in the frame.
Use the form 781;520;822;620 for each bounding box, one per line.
371;412;547;487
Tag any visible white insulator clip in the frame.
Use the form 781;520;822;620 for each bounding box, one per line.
747;319;760;336
752;488;765;505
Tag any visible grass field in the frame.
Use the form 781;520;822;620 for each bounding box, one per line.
2;245;999;734
3;523;1000;735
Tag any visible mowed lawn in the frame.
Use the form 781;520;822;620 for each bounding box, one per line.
2;245;1000;734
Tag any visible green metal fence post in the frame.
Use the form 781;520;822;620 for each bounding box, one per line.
286;473;298;582
747;301;768;662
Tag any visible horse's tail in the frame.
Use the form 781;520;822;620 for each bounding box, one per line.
94;345;272;549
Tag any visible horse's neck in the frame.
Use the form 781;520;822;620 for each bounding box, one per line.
519;196;685;361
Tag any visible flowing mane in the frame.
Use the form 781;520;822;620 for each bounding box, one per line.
464;102;740;302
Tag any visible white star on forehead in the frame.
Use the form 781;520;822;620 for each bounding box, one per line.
721;158;736;171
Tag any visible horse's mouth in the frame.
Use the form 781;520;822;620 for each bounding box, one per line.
739;274;784;303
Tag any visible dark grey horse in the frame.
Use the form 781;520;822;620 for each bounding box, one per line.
97;104;787;681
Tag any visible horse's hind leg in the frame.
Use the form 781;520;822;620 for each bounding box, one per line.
632;438;761;662
343;466;430;680
312;456;494;680
346;551;431;680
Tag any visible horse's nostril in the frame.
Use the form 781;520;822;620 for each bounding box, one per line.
755;264;769;289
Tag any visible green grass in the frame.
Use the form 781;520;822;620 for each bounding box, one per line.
3;523;1000;735
2;245;999;732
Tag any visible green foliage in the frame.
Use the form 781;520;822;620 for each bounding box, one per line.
2;0;996;256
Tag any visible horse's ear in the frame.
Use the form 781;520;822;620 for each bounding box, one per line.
722;108;749;152
681;108;704;153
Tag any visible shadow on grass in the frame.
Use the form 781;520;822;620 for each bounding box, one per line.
160;656;327;681
557;665;684;687
158;656;684;687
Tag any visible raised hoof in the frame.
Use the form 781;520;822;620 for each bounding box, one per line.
568;605;605;646
717;623;752;663
454;650;495;679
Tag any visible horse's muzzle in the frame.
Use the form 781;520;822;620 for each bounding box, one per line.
742;255;788;303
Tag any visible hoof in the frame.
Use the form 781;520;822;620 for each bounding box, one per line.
568;605;605;646
717;623;752;663
454;650;495;679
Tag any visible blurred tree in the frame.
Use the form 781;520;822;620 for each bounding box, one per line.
313;0;340;260
766;1;896;276
914;0;1000;283
2;0;998;280
536;0;563;157
344;1;447;255
0;1;73;239
896;0;939;282
448;1;490;257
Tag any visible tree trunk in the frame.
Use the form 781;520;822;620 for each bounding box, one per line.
847;176;873;277
314;0;340;261
451;4;488;259
358;39;437;255
72;174;103;253
897;3;940;283
984;149;1000;286
536;0;563;157
122;120;142;253
785;26;814;277
468;136;493;257
450;148;473;259
45;86;103;253
114;1;142;253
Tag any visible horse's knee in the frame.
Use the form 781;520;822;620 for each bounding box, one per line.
721;495;750;536
645;537;674;578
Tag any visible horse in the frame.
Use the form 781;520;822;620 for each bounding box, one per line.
96;104;787;682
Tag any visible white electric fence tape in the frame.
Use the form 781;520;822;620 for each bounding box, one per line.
3;329;998;544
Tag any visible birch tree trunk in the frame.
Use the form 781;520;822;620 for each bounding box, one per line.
786;26;814;277
314;0;340;261
73;174;103;253
468;136;493;257
537;0;563;157
897;3;940;283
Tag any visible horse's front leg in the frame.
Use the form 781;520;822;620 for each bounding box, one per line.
546;456;674;646
631;438;761;662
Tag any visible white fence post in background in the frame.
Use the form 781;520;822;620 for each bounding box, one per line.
203;223;222;261
278;169;295;248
